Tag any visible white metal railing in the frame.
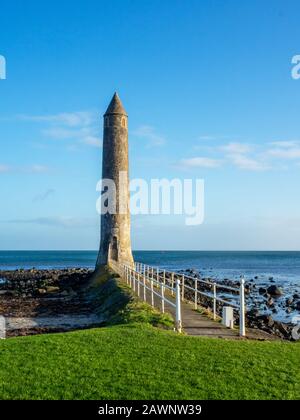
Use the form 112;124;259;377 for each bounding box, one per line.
109;261;182;333
134;262;246;337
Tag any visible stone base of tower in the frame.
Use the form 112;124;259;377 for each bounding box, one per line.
95;244;134;271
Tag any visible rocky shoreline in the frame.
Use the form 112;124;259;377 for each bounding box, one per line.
179;268;300;341
0;268;97;336
1;267;300;340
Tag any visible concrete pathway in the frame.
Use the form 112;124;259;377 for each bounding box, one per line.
129;280;278;340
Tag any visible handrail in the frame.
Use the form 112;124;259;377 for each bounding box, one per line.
110;260;182;333
109;260;246;337
134;262;246;337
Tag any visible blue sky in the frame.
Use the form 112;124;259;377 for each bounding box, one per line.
1;0;300;250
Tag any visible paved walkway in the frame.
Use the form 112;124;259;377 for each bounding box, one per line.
128;279;278;341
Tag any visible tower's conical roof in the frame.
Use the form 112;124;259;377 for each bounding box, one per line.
104;92;127;116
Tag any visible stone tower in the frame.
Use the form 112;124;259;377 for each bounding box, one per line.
96;93;134;268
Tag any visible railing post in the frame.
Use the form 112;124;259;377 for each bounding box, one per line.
213;283;217;320
176;279;182;333
194;279;198;310
143;270;146;301
240;276;246;337
163;269;166;286
137;272;140;297
181;274;185;301
133;270;136;292
161;282;165;313
151;268;154;307
157;267;159;284
171;273;174;296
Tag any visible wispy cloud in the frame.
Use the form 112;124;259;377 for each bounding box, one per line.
180;157;222;169
132;125;166;147
5;216;96;229
227;153;269;171
20;111;101;149
221;142;269;171
269;140;300;148
198;135;218;141
27;164;50;173
179;139;300;172
267;141;300;159
0;164;10;173
198;134;232;141
79;135;102;148
220;142;252;155
0;164;50;174
19;111;94;127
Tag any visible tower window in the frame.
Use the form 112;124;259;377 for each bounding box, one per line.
121;117;126;128
105;116;109;127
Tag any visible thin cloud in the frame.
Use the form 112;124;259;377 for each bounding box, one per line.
43;127;102;148
180;157;222;168
180;141;271;172
198;134;232;141
0;164;50;174
0;164;10;173
132;125;166;147
267;141;300;159
269;140;300;148
5;217;96;229
27;165;50;173
20;111;101;149
19;111;94;127
220;142;252;154
198;135;217;141
227;154;269;171
80;136;102;148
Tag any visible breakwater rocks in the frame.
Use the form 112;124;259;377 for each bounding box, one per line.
0;268;95;329
0;268;93;299
174;268;300;341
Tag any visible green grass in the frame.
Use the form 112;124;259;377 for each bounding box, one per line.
0;324;299;400
0;271;299;400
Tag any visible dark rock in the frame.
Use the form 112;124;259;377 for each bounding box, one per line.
258;314;274;327
259;287;267;294
286;307;292;314
274;321;291;339
267;285;283;296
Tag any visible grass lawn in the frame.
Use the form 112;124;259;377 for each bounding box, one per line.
0;323;299;400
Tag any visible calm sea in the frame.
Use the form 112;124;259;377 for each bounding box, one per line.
0;251;299;288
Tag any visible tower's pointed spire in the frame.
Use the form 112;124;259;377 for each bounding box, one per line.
104;92;127;116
